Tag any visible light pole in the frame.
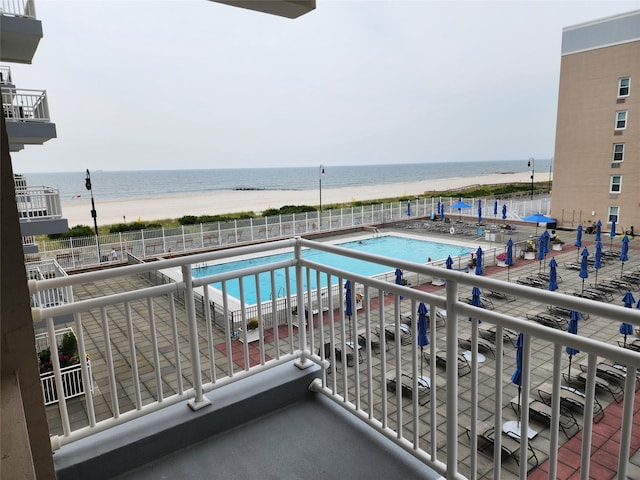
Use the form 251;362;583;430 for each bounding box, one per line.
319;164;325;228
527;157;535;200
85;169;102;261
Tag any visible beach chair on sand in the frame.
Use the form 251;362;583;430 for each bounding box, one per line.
386;371;430;406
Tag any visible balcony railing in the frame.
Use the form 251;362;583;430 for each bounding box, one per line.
29;236;640;478
0;65;13;85
0;0;37;18
16;185;64;221
2;88;51;122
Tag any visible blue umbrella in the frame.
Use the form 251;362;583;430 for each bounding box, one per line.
620;291;635;347
395;268;404;300
502;204;507;221
511;332;524;422
475;247;483;276
440;202;445;220
451;199;471;220
345;280;353;345
610;221;617;249
493;200;498;222
407;200;411;217
436;201;441;219
417;302;429;378
548;257;559;291
594;241;603;285
595;220;602;243
477;200;483;224
505;238;514;281
574;225;583;261
446;255;453;270
522;213;556;236
566;311;582;383
469;286;482;323
579;247;589;295
620;235;630;276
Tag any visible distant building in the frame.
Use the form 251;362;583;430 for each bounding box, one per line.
551;10;640;232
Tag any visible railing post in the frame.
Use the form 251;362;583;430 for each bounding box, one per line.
445;278;459;477
182;264;211;410
293;238;312;370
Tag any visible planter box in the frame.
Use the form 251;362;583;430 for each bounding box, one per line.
524;251;536;260
238;328;260;344
552;244;563;251
40;359;91;406
497;260;507;267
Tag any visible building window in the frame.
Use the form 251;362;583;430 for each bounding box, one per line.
616;111;627;130
610;175;622;193
618;77;630;97
608;206;619;224
613;143;625;162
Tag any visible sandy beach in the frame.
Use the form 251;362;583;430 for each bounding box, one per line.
62;171;543;227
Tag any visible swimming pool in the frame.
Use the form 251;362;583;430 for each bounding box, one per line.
192;235;473;305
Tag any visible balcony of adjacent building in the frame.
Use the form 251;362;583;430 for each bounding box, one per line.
0;0;42;64
2;79;57;150
15;174;68;252
25;230;640;479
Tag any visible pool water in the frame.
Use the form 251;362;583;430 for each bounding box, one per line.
193;235;472;305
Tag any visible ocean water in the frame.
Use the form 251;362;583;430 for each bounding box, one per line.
20;159;551;202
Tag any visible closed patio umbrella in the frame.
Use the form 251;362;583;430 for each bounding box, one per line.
620;235;630;277
407;200;411;217
505;238;514;282
548;258;559;291
566;311;582;384
477;200;483;224
511;332;524;424
594;241;603;286
610;221;617;250
537;234;547;273
502;204;507;221
579;247;589;295
446;255;453;270
417;302;429;380
493;200;498;223
595;219;602;243
475;247;483;276
469;287;482;323
620;291;635;348
574;225;583;262
345;280;353;345
395;268;404;300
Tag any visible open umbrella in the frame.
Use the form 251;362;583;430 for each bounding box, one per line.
451;199;472;221
493;200;498;223
574;225;583;262
477;200;483;224
407;200;411;217
566;311;582;384
522;213;556;236
345;280;353;345
579;247;590;295
511;332;524;425
620;235;630;277
446;255;453;270
620;291;635;348
594;241;603;285
505;238;514;281
417;302;429;380
610;221;617;250
548;257;559;291
395;268;404;300
475;247;483;276
595;220;602;243
469;286;482;323
502;204;507;221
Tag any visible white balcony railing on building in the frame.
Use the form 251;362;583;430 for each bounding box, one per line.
0;0;37;18
30;237;640;479
2;88;51;122
0;65;13;85
16;185;64;221
27;259;70;308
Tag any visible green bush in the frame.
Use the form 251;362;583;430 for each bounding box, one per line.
48;225;95;240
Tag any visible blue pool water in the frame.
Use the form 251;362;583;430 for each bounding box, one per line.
193;235;472;304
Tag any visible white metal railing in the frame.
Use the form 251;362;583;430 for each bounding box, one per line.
2;88;51;122
0;65;12;85
29;195;550;269
29;236;640;478
40;360;92;406
0;0;36;18
16;185;64;220
27;259;70;308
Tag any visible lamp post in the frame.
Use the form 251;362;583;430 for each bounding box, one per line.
527;157;535;200
319;164;325;228
85;169;101;261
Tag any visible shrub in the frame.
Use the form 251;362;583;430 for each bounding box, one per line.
48;225;94;240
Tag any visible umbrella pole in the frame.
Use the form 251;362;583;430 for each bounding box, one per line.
348;316;352;345
507;265;510;282
420;346;424;378
577;248;580;263
568;355;573;384
621;262;625;277
581;278;585;296
595;269;598;286
517;385;521;427
624;333;627;348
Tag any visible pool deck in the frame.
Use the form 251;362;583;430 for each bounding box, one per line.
42;223;640;479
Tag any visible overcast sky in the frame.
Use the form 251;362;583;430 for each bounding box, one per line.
9;0;640;173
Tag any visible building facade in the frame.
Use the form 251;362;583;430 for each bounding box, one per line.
551;10;640;232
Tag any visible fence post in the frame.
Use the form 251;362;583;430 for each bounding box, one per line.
182;264;212;411
250;217;254;241
293;238;312;370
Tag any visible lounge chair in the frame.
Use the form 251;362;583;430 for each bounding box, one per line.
618;337;640;353
428;309;447;327
386;371;430;405
602;249;621;258
458;335;495;357
526;312;568;330
378;323;412;345
426;349;471;377
538;271;563;283
590;282;618;293
564;262;594;272
465;420;539;467
565;369;623;402
322;341;363;368
516;276;547;288
462;295;495;310
572;289;612;302
509;395;579;438
358;328;389;354
536;383;604;423
487;290;516;302
546;305;590;320
581;361;639;387
604;277;635;290
479;325;518;347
